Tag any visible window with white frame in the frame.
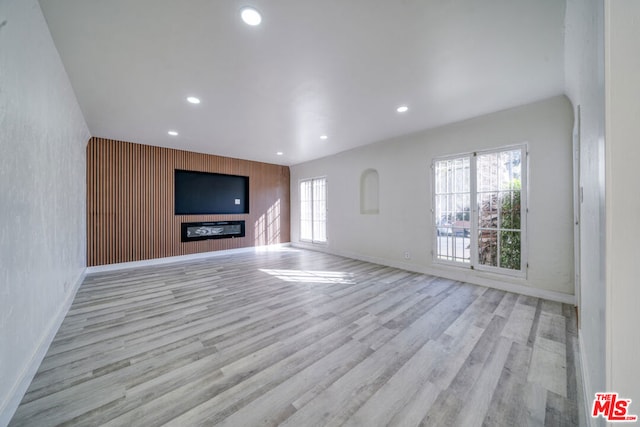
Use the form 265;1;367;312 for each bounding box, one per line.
300;177;327;243
433;145;526;275
434;157;471;263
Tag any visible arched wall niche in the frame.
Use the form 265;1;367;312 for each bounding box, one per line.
360;168;379;214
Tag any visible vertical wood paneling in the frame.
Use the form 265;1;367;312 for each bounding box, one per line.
86;137;291;266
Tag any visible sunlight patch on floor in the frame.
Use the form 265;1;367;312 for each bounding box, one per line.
259;268;355;285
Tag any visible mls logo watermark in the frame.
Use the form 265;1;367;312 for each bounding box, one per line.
592;393;638;422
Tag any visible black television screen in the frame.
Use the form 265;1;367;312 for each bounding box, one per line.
174;169;249;215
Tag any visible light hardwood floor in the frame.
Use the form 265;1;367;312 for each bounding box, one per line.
10;248;582;426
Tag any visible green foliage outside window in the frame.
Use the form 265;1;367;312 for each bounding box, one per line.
500;179;521;270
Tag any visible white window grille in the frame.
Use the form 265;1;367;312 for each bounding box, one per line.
433;146;527;275
300;177;327;243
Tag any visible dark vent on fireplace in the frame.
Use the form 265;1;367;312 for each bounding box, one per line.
181;221;245;242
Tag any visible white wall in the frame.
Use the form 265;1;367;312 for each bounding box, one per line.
291;95;574;301
564;0;606;417
605;0;640;409
0;0;90;424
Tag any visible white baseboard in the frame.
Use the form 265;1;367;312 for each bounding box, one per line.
423;265;576;305
291;242;575;305
0;268;86;427
86;243;293;274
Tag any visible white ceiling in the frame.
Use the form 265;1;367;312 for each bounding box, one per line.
39;0;566;166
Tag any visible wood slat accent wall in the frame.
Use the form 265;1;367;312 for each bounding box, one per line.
87;137;290;266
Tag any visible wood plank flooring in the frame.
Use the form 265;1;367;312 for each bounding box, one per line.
9;248;582;426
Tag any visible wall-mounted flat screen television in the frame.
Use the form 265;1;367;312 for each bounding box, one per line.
174;169;249;215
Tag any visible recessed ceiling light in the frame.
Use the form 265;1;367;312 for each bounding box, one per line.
186;96;201;104
241;7;262;26
168;130;178;136
276;151;283;156
320;135;328;140
396;105;409;113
